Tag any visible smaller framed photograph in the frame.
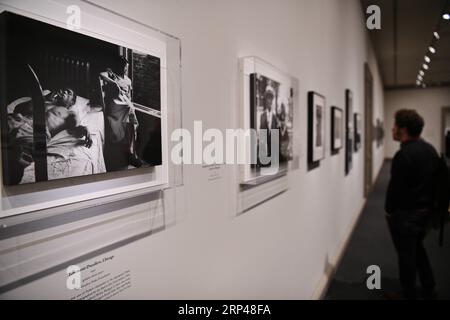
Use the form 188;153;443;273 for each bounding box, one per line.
375;119;385;148
331;106;343;153
345;89;353;175
308;91;326;165
249;72;294;170
354;112;362;152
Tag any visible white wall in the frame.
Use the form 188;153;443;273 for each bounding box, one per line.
367;41;385;179
1;0;385;299
385;87;450;159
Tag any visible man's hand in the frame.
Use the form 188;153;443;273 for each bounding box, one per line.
18;149;33;168
73;126;93;148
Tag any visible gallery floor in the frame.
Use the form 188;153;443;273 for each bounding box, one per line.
325;160;450;300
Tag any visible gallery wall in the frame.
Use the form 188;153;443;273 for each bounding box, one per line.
1;0;386;299
385;87;450;159
367;42;385;181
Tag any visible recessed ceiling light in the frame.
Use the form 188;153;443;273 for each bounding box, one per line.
429;46;436;54
423;64;429;70
417;75;423;81
434;32;440;39
419;70;425;76
416;80;421;86
422;83;427;88
424;56;431;63
443;13;450;20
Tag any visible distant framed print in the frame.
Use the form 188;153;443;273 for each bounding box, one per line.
354;112;362;152
331;106;343;154
239;56;299;187
345;89;353;175
375;119;385;148
308;91;326;165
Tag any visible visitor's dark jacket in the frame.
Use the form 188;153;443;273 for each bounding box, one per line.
385;139;439;214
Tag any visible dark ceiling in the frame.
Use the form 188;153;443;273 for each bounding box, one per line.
361;0;450;89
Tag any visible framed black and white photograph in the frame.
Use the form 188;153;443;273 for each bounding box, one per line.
345;89;353;175
375;119;385;148
308;91;326;166
354;112;362;152
331;106;343;154
250;73;294;168
0;1;180;219
0;11;162;186
239;56;298;212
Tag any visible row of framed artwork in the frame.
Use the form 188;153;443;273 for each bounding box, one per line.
238;59;371;213
308;89;362;174
241;55;373;188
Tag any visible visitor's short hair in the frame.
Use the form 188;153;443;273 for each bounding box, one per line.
394;109;424;137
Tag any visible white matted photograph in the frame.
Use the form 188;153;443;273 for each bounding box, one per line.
308;91;326;164
345;89;353;175
0;0;178;219
249;72;294;168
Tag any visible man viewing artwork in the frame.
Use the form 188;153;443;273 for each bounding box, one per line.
385;109;439;300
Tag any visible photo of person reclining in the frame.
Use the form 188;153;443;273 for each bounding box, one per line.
0;11;163;186
5;73;106;185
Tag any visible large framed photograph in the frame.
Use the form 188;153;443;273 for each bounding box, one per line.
1;11;162;186
331;106;343;154
250;73;293;169
0;1;180;219
308;91;326;165
0;0;182;291
354;112;362;152
345;89;353;175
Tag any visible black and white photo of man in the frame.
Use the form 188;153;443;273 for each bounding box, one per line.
258;84;278;164
316;104;323;147
250;73;293;169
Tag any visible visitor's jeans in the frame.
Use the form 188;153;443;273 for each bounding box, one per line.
386;209;436;299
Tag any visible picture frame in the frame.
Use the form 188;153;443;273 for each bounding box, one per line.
0;0;182;219
354;112;362;152
239;56;298;185
345;89;353;175
249;72;294;169
331;106;343;154
308;91;326;167
238;56;299;214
